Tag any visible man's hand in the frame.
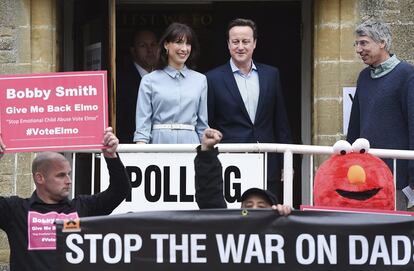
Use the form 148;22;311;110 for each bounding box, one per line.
272;204;292;216
201;128;223;151
102;127;118;158
0;135;5;160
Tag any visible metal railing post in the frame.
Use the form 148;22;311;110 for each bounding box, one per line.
283;150;293;206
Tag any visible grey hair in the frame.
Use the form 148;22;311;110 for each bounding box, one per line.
355;19;392;53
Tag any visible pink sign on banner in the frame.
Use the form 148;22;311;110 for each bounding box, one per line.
0;71;108;152
27;211;79;250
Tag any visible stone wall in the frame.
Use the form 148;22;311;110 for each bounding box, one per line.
312;0;414;165
312;0;362;165
358;0;414;64
0;0;31;74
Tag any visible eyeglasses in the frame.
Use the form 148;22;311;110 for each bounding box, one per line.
353;40;370;48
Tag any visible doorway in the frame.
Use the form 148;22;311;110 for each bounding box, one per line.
62;0;309;208
117;1;304;206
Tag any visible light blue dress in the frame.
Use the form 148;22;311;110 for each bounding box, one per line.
133;65;208;144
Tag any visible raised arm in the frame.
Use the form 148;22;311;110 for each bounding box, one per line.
194;128;227;209
80;127;131;216
102;127;119;158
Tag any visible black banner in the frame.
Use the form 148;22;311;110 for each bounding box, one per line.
56;209;414;270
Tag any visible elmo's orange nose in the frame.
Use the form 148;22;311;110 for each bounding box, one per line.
347;165;366;185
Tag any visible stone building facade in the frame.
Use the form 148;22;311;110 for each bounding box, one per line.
314;0;414;150
0;0;413;268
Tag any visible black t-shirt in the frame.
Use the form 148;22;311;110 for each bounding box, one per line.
0;156;130;271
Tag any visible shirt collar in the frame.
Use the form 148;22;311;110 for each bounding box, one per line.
29;191;70;206
133;62;150;77
164;65;188;78
230;58;257;75
370;54;400;78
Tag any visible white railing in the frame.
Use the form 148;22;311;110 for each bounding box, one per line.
77;143;414;207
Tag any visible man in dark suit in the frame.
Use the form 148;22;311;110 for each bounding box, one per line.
206;18;291;198
116;29;158;143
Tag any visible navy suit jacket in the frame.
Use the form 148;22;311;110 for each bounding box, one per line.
116;61;142;143
206;61;291;144
206;61;292;195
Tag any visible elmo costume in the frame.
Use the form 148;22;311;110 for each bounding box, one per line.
314;139;395;210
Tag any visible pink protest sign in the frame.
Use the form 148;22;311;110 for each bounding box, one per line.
0;71;108;152
27;211;79;250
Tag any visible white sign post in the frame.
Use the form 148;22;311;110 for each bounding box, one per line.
343;87;356;135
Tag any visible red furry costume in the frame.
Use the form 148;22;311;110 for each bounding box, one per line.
314;139;395;210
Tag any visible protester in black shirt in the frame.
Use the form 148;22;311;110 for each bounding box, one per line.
0;127;131;271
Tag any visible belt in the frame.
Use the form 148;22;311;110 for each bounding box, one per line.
152;124;195;131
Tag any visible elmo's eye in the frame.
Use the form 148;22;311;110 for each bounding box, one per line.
333;140;352;155
352;138;370;153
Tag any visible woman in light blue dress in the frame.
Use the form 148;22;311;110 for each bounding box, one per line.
133;23;208;144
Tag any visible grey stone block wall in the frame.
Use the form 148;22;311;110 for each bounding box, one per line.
0;0;16;66
0;0;31;73
358;0;414;64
